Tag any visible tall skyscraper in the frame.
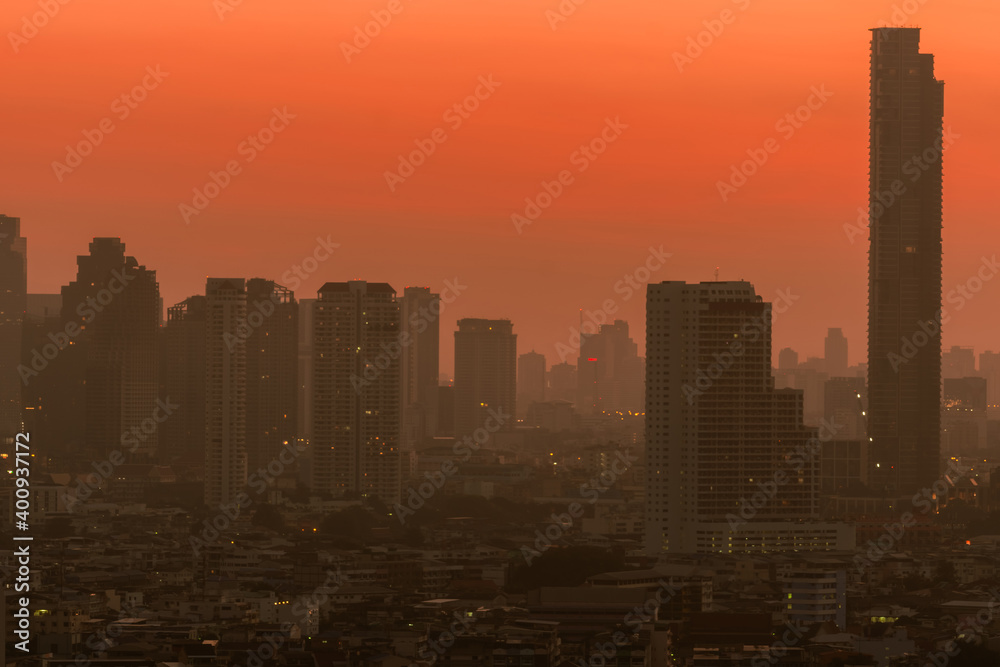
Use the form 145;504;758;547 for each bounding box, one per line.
867;27;945;496
517;351;546;417
0;215;26;450
824;328;848;377
453;319;516;439
204;278;248;507
61;238;160;461
311;281;400;503
399;287;440;448
645;281;849;554
245;279;298;474
547;362;577;405
577;320;644;416
297;298;316;443
942;345;975;380
162;295;207;466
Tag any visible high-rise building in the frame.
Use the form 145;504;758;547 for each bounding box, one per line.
979;351;1000;408
517;351;546;417
778;347;799;370
162;295;207;466
645;281;851;554
547;362;577;405
61;238;160;461
867;27;945;496
311;281;400;503
297;298;316;443
577;320;644;416
400;287;439;448
825;328;848;377
204;278;248;508
942;345;976;380
245;279;298;474
454;319;516;439
0;215;26;450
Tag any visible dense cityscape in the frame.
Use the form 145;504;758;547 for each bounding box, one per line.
1;13;999;667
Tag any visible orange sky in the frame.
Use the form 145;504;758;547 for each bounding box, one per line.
2;0;998;373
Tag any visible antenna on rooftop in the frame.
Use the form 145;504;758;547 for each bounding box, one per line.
714;267;720;281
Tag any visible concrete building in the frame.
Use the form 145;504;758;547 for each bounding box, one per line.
645;281;850;554
204;278;248;508
867;27;945;497
400;287;440;448
311;281;401;503
453;319;516;439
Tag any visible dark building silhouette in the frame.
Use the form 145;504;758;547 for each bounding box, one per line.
311;281;400;503
867;27;945;496
825;328;848;377
162;295;207;466
547;362;577;405
576;320;643;416
517;350;546;418
0;215;26;450
453;318;516;439
942;377;987;456
204;278;248;507
245;279;297;474
399;287;439;448
60;238;160;462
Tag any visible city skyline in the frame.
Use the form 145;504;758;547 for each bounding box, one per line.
5;0;999;373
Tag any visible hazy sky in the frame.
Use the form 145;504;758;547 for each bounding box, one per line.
3;0;998;373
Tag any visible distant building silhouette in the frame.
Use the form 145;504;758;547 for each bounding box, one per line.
547;361;577;405
245;279;297;474
453;319;516;439
517;350;546;417
61;238;159;462
777;347;798;370
577;320;643;416
867;27;944;496
942;345;975;380
311;281;400;503
942;377;987;456
204;278;248;507
162;295;207;466
824;328;848;377
399;287;440;448
0;215;26;451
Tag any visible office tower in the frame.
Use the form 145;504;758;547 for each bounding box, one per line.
20;294;60;447
825;328;848;377
577;320;644;416
245;279;298;474
311;281;400;503
436;385;454;437
61;238;160;461
824;376;866;441
204;278;248;508
162;296;207;465
867;27;944;496
979;351;1000;408
400;287;440;448
942;377;987;455
517;351;546;417
645;281;850;554
0;215;26;450
453;319;516;439
942;345;976;380
778;347;799;370
297;298;315;442
547;362;577;405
